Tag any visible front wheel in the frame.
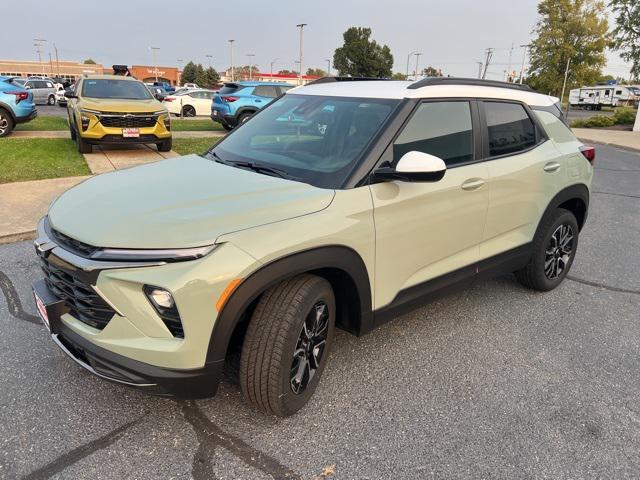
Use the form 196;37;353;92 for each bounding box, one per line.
239;274;335;417
76;133;92;153
221;123;233;132
157;138;172;152
515;208;579;291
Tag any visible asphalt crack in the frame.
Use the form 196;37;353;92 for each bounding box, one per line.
592;190;640;200
567;275;640;296
180;400;301;480
20;416;145;480
0;271;40;325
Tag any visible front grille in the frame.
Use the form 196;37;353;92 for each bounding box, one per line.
51;229;97;258
40;256;116;329
99;114;158;128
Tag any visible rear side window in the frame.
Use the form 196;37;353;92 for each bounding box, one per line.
253;85;279;98
393;101;474;167
484;102;536;157
218;84;243;95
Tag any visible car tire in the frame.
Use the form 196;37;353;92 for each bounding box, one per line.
181;105;196;117
157;138;172;152
0;108;14;137
76;133;92;154
239;274;336;417
69;124;77;141
47;95;56;106
237;112;253;125
515;208;579;291
222;124;233;132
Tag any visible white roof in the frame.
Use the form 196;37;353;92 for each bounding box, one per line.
288;80;558;107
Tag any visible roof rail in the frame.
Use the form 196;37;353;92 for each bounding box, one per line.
408;77;533;92
306;76;392;86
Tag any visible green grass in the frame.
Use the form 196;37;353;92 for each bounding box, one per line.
14;116;69;131
0;138;90;184
171;119;223;131
172;137;220;156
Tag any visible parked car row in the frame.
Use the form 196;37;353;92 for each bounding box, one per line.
0;76;37;137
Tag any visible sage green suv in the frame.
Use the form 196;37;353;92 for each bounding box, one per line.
33;77;593;416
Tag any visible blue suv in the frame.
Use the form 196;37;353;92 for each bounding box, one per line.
211;81;293;130
0;76;37;137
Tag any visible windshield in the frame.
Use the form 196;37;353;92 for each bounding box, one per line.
82;79;152;100
208;94;398;188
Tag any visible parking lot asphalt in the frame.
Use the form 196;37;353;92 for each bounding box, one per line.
1;144;639;479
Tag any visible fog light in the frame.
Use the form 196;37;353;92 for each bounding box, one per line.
81;115;90;131
148;288;174;308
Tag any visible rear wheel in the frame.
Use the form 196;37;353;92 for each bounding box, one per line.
222;123;233;132
181;105;196;117
237;112;253;125
515;208;579;291
157;138;172;152
0;108;14;137
239;274;335;417
47;95;56;105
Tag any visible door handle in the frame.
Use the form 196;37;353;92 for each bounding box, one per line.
461;178;486;191
544;161;561;172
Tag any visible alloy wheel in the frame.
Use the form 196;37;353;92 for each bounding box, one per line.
0;115;8;135
544;224;574;279
290;301;329;395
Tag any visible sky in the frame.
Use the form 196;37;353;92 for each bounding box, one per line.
2;0;632;80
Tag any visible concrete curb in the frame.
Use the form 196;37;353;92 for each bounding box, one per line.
0;230;36;245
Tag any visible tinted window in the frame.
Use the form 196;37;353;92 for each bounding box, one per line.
393;101;473;167
35;81;48;89
219;84;243;95
484;102;536;157
82;79;152;100
279;85;294;95
253;85;279;98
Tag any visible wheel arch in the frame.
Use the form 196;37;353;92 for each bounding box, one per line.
235;106;258;119
0;102;16;123
205;245;373;364
539;183;590;233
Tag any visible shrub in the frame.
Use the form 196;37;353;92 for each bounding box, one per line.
571;115;615;128
613;107;637;125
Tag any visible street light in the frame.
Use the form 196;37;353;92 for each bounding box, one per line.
325;58;331;76
406;51;417;79
270;58;278;76
228;40;235;81
149;46;160;82
414;52;422;80
296;23;307;85
246;53;255;80
205;54;213;69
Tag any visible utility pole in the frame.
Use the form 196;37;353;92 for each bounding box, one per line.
296;23;307;85
246;53;255;80
270;58;278;76
406;51;417;79
518;44;531;84
560;57;571;104
53;43;60;78
414;52;422;80
506;43;514;81
177;58;183;85
482;48;494;79
325;59;331;75
477;61;483;79
150;46;160;82
228;39;235;82
34;38;46;74
205;54;213;69
48;53;53;77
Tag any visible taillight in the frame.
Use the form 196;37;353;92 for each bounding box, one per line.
579;145;596;165
163;97;175;102
222;96;238;103
6;91;29;104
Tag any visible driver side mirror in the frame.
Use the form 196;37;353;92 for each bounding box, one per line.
65;91;77;98
373;151;447;182
154;93;165;101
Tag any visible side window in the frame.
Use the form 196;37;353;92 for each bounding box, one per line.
46;82;54;88
25;81;33;88
393;101;474;167
484;102;536;157
279;85;293;95
253;85;279;98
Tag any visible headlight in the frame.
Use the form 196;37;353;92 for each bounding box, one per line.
90;244;218;262
163;114;171;130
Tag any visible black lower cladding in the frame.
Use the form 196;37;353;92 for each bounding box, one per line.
38;253;115;330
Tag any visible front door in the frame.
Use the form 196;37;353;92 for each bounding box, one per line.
370;100;489;310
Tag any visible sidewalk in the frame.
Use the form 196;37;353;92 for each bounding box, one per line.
573;128;640;152
11;131;225;139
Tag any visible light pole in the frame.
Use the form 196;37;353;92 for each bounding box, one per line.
518;44;531;84
177;58;183;85
325;59;331;76
294;60;301;76
246;53;255;80
296;23;307;85
270;58;278;76
477;61;483;79
560;57;571;105
205;54;213;69
406;51;417;79
150;46;160;82
414;52;422;80
228;39;235;81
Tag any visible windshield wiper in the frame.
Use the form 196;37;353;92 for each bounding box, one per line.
206;151;297;180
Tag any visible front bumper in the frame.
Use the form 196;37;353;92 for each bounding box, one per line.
78;113;172;142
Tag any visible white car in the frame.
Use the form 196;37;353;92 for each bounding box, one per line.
164;89;217;116
182;83;199;89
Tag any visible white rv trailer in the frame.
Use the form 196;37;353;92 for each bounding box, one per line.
569;84;640;109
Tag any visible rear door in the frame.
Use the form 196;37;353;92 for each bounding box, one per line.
252;85;279;108
194;90;215;115
24;81;40;103
370;100;489;310
478;100;562;261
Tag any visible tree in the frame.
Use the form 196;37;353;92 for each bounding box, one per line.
306;68;327;77
610;0;640;80
391;72;408;80
333;27;394;78
83;58;97;65
199;67;220;88
180;61;199;84
527;0;609;96
278;69;297;76
421;66;443;77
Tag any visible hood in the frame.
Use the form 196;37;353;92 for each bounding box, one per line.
80;98;166;113
48;155;335;249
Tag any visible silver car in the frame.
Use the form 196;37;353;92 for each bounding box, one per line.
24;79;57;105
